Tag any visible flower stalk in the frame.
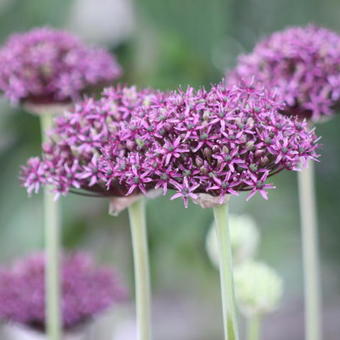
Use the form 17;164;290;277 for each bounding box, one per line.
298;160;322;340
40;114;62;340
247;315;261;340
127;198;151;340
213;201;239;340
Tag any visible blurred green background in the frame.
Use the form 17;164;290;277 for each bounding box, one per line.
0;0;339;339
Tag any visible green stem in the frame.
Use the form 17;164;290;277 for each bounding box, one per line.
298;160;322;340
40;114;62;340
127;198;151;340
247;315;261;340
213;202;239;340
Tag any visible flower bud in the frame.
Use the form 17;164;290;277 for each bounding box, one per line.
234;261;283;317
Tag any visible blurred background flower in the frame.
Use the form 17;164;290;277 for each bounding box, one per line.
0;27;121;105
227;25;340;121
0;252;126;330
0;0;339;339
68;0;135;47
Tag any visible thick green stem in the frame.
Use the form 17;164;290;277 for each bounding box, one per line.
298;160;322;340
213;202;239;340
40;114;62;340
127;198;151;340
247;315;261;340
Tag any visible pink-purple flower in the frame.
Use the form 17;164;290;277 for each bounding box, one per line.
100;82;319;207
0;252;127;331
21;82;319;207
0;27;122;104
227;25;340;121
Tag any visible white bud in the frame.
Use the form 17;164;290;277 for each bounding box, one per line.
234;261;283;317
206;214;259;266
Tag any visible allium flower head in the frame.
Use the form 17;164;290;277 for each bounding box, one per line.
21;85;164;199
100;82;319;207
228;25;340;121
206;214;259;266
234;261;283;317
0;27;122;104
0;253;127;331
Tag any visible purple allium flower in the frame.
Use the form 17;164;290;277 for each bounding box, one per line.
99;82;319;207
0;253;127;331
227;25;340;121
21;82;319;207
20;86;164;198
0;27;122;105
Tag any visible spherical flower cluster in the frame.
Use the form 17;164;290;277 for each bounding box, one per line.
227;25;340;121
206;214;259;266
21;83;319;207
0;27;122;104
233;261;283;317
0;253;127;331
21;86;164;198
100;82;319;207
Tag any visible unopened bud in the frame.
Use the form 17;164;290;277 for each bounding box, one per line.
234;261;283;317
